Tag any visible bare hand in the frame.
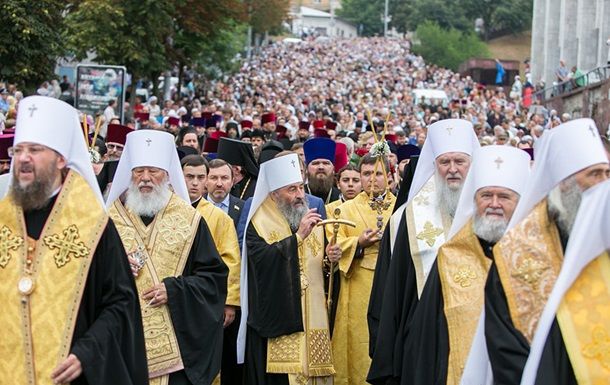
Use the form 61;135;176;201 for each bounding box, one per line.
51;354;82;384
296;209;322;240
358;228;381;248
223;305;236;328
325;243;342;263
142;283;168;307
128;255;139;277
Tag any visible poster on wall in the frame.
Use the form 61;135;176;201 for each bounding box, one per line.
75;64;126;123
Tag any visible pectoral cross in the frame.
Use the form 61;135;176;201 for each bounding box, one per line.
43;225;90;268
416;221;444;247
28;104;38;117
446;126;453;135
146;138;152;147
0;226;24;268
494;157;504;169
291;160;296;168
369;194;392;232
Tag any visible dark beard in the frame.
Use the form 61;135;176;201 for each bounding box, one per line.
308;173;334;199
11;161;58;211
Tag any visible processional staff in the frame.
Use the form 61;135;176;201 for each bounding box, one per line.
316;207;355;317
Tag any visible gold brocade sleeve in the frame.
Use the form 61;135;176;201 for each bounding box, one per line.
556;252;610;383
493;199;563;343
195;201;241;306
334;200;361;277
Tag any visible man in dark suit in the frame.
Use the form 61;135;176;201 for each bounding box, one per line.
205;158;244;229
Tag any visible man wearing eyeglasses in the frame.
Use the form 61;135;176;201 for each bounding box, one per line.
104;123;132;162
0;96;147;385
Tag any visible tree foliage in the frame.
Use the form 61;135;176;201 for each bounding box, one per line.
0;0;66;92
460;0;533;40
339;0;532;39
248;0;291;35
336;0;385;36
412;21;490;71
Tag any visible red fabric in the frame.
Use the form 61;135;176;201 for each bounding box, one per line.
313;120;325;129
334;142;348;172
261;113;276;124
106;124;133;145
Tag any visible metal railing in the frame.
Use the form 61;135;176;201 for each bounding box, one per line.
533;64;610;101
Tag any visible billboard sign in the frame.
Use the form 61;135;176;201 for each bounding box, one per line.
75;64;126;123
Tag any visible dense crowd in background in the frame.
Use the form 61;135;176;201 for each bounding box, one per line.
2;37;609;158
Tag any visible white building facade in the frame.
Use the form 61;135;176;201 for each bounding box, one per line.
290;6;357;38
531;0;610;85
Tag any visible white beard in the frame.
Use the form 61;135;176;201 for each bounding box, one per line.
125;180;171;217
547;175;582;237
435;173;464;218
473;210;509;243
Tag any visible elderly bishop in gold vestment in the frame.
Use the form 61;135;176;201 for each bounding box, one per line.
106;130;228;385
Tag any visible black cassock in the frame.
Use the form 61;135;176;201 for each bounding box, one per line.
232;176;257;201
367;158;418;385
243;224;304;385
139;215;228;385
485;263;577;385
25;197;148;385
399;238;493;385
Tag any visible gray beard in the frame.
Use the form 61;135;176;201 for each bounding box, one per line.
277;197;310;231
125;181;171;218
547;175;582;238
473;212;509;243
435;173;463;218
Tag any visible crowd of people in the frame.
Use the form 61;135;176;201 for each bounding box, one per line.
1;36;610;385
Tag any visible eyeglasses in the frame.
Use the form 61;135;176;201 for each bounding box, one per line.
106;143;124;151
8;145;49;158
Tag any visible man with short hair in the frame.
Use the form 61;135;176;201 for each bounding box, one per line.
238;153;335;384
106;130;228;385
181;154;209;208
0;96;147;385
400;146;530;385
180;154;243;385
206;158;244;228
326;163;362;214
303;137;341;204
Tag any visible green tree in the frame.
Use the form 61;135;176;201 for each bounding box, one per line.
64;0;247;100
406;0;470;32
461;0;533;40
0;0;66;92
412;21;490;71
63;0;173;100
337;0;385;37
